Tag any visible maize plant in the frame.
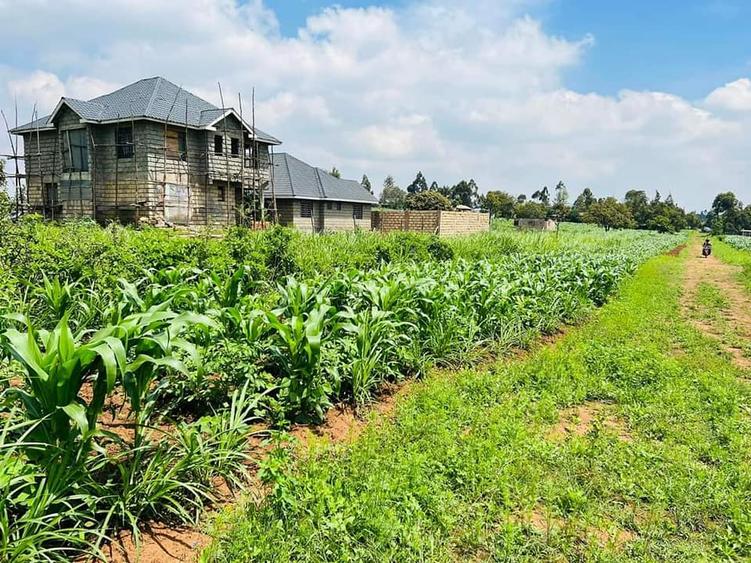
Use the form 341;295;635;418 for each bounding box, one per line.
1;313;125;460
266;302;336;420
339;306;413;405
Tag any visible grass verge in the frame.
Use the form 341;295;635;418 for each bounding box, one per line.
204;248;751;561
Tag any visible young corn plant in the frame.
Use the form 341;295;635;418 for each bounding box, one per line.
1;313;126;461
32;274;79;325
0;414;105;562
266;302;335;421
95;305;218;445
339;307;412;406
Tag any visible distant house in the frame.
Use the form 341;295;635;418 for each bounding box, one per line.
515;218;557;231
11;76;281;227
267;153;377;232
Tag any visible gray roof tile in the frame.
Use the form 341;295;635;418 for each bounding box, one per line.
10;77;280;144
267;153;377;204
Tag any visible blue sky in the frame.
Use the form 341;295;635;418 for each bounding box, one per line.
543;0;751;99
2;0;751;210
274;0;751;99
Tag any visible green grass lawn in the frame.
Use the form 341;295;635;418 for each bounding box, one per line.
205;248;751;562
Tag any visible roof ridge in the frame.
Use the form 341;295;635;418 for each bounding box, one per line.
314;168;327;199
144;77;163;117
283;153;295;198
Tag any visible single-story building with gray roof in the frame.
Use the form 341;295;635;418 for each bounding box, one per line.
267;153;377;232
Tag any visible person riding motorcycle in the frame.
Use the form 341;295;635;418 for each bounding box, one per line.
702;239;712;258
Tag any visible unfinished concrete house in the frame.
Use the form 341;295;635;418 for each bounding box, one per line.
267;153;377;232
10;76;281;227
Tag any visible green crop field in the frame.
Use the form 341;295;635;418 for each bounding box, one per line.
2;219;750;561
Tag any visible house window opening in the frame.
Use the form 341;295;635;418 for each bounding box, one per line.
353;203;363;220
64;129;89;172
218;185;226;202
214;135;223;155
116;126;133;159
300;200;313;218
231;137;240;156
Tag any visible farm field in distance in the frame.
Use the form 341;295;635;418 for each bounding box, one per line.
1;218;750;561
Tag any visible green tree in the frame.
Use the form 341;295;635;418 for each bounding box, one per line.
330;166;341;178
581;197;635;231
379;176;407;209
514;200;548;219
531;186;550;206
550;181;570;220
484;191;516;218
361;174;373;194
709;192;743;234
624;189;649;228
405;190;453;211
685;212;703;230
407;171;429;194
450;179;479;208
570;188;595;222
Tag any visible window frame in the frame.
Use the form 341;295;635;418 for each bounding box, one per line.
218;185;226;202
116;126;134;159
336;202;342;211
178;131;187;161
214;135;224;155
63;129;89;172
43;182;59;206
353;203;363;220
230;137;240;157
300;200;313;218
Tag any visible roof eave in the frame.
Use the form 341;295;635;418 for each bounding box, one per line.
265;194;377;204
9;125;55;135
204;109;282;144
47;98;83;125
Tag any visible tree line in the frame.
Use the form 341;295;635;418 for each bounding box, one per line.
372;170;751;234
483;183;704;233
378;171;481;211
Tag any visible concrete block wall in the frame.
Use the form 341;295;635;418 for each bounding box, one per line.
437;211;490;235
371;210;440;234
372;210;490;235
321;201;371;231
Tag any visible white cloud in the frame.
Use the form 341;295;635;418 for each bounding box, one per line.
705;78;751;112
0;0;749;210
7;70;64;113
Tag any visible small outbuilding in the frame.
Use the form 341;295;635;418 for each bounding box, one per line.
514;218;557;231
266;153;377;232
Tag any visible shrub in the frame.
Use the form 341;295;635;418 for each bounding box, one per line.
405;190;453;211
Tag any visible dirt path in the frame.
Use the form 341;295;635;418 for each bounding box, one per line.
681;237;751;370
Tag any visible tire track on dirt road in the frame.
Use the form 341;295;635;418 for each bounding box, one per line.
682;237;751;371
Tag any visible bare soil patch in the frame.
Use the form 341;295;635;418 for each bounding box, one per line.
290;380;411;447
103;524;208;563
667;243;687;257
521;508;635;549
547;401;632;442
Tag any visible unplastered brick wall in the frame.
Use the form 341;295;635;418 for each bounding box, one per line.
437;211;490;235
372;210;489;235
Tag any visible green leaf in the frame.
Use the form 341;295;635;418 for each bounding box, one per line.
62;402;89;436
